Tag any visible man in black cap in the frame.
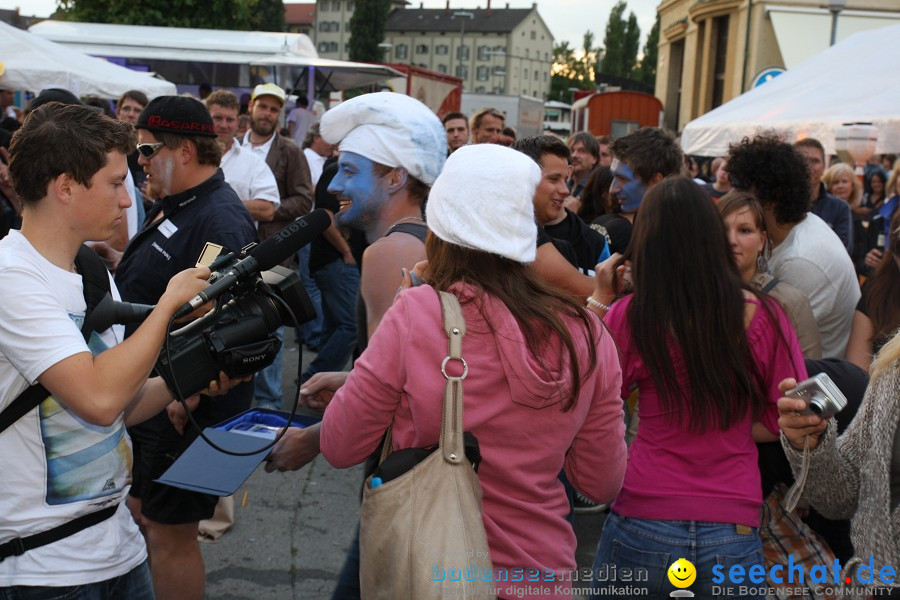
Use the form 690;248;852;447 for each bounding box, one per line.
114;95;257;600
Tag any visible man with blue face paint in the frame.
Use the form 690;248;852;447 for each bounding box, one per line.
595;127;683;255
263;92;447;600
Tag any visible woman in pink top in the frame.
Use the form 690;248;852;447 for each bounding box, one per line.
319;144;628;600
587;177;806;599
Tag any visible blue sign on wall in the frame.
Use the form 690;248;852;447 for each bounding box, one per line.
752;67;785;88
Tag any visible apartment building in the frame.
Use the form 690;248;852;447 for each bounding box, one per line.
313;0;553;98
383;4;553;97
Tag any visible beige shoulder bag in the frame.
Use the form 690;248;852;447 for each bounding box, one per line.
359;290;494;599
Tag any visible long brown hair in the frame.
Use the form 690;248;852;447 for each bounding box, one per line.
424;233;598;411
868;210;900;342
628;176;769;432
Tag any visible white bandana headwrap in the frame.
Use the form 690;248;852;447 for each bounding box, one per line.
426;144;540;264
319;92;446;186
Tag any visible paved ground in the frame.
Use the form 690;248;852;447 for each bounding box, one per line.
201;333;606;599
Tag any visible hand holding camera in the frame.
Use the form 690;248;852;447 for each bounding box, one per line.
777;373;847;451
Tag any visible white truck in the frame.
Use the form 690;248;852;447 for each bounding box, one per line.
460;93;545;138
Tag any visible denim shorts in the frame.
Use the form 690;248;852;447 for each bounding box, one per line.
0;560;154;600
591;512;764;600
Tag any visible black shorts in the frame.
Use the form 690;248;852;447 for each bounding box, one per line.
128;383;253;525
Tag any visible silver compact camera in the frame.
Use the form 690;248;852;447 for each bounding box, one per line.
785;373;847;419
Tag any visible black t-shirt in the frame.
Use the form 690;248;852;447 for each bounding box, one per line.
536;226;578;268
592;213;632;255
544;209;607;273
309;160;342;273
702;183;728;201
309;159;368;273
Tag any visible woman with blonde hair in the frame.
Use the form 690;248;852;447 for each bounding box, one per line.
823;162;862;209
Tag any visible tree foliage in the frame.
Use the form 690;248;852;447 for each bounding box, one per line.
549;32;600;102
55;0;285;31
634;18;659;87
600;0;641;79
348;0;392;62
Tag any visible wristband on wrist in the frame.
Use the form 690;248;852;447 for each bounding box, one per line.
586;296;611;312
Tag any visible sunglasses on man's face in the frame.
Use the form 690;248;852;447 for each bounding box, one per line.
136;142;165;159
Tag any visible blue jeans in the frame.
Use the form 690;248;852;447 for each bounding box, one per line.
301;260;360;381
254;327;284;410
0;561;154;599
592;512;764;600
297;244;325;350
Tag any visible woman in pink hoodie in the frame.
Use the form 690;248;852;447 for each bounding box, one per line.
318;144;628;600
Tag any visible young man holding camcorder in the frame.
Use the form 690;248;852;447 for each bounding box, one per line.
0;102;219;597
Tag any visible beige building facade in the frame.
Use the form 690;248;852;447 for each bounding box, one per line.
312;1;553;97
655;0;900;133
383;5;554;97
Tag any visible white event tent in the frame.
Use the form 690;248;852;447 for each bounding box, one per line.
681;23;900;157
0;20;176;99
28;20;403;95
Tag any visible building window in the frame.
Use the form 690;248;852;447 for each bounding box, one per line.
437;64;448;73
333;21;340;31
530;31;536;40
545;52;549;61
476;66;489;80
347;0;354;9
436;44;449;55
543;71;547;82
416;44;429;54
478;45;490;60
711;15;730;109
534;70;539;80
475;86;486;93
395;44;408;59
455;65;469;79
331;0;340;10
492;65;505;75
525;48;529;58
319;21;330;31
320;1;328;11
330;42;339;52
318;42;329;52
457;45;469;60
523;68;528;80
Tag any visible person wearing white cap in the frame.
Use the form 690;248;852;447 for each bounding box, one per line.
311;144;626;600
241;82;315;410
320;91;446;339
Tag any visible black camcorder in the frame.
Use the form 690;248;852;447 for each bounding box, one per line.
156;264;314;398
90;209;331;398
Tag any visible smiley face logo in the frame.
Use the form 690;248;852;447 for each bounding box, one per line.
667;558;696;588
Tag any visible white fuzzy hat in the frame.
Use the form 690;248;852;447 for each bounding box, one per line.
319;92;445;186
426;144;540;264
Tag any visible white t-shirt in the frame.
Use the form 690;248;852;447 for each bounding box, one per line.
769;213;861;359
221;141;281;211
0;231;145;586
303;147;327;188
287;106;316;147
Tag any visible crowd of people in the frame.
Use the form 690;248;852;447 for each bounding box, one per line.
0;80;898;600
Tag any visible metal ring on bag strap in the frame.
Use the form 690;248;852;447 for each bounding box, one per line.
441;355;468;381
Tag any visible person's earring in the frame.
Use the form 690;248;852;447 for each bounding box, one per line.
757;253;768;274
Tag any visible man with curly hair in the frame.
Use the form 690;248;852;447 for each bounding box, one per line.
726;135;860;359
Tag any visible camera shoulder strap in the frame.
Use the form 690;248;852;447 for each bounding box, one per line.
0;245;111;434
